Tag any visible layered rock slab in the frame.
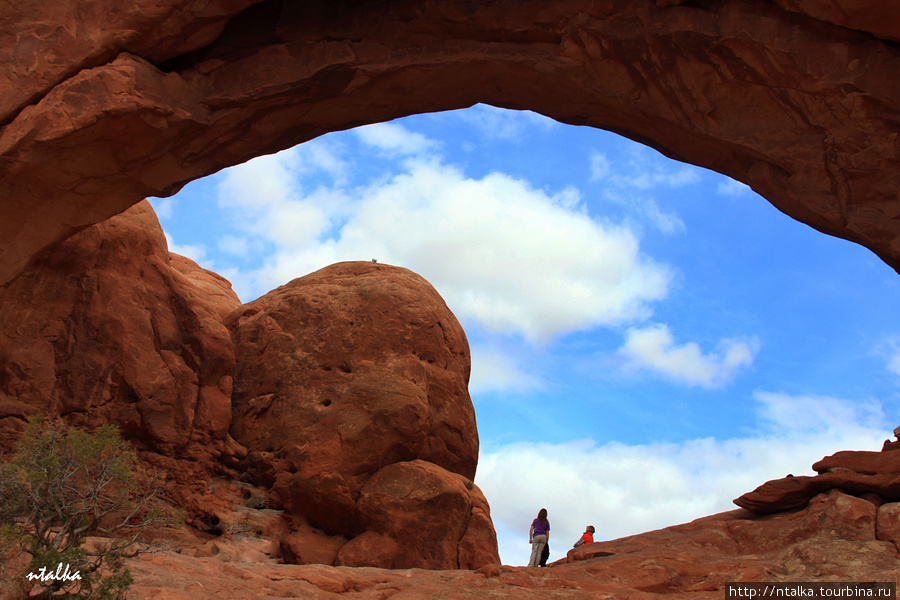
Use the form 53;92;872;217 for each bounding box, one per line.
228;261;497;569
735;444;900;513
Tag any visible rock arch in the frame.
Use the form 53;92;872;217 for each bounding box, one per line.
2;0;899;287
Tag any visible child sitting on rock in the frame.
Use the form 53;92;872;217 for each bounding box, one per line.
573;525;595;548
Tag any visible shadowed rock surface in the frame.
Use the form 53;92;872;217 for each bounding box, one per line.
2;1;900;288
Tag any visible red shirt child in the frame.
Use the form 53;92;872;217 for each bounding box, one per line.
573;525;595;547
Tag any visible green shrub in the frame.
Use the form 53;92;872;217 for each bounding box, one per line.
0;416;175;599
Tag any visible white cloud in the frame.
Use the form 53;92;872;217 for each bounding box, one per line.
603;145;702;191
470;344;544;394
589;152;612;182
477;392;892;566
881;337;900;376
619;168;701;190
753;391;885;435
164;232;207;265
356;122;437;157
217;235;250;257
218;148;301;213
216;149;353;258
889;353;900;376
239;158;672;344
617;323;759;388
642;199;686;235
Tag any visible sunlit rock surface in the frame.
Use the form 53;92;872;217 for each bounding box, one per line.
0;201;238;464
228;261;496;569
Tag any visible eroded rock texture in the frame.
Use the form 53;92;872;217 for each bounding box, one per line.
228;261;495;569
125;487;900;598
2;1;900;288
0;200;239;463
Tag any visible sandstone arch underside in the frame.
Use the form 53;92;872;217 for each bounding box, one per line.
1;0;899;287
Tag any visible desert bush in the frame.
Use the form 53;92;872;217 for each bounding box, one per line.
0;416;176;600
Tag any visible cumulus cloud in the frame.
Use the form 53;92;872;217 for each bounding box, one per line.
216;148;352;250
356;122;437;157
477;392;891;565
470;344;544;394
331;164;671;343
616;324;759;388
218;133;672;342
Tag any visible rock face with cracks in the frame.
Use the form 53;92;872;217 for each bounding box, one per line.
2;1;900;288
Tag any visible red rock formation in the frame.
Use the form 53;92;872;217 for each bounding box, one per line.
2;1;900;288
0;201;239;465
124;488;900;599
338;460;497;570
0;197;496;569
735;447;900;513
228;261;496;569
4;0;900;579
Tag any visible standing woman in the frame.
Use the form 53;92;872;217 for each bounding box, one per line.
528;508;550;567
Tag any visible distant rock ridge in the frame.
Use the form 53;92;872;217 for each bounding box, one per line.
735;439;900;514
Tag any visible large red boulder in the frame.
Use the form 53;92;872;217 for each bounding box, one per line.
227;261;496;568
0;200;240;465
338;460;498;570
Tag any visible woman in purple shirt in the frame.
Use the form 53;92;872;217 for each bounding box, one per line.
527;508;550;567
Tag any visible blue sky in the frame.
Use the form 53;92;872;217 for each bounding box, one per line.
151;104;900;565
